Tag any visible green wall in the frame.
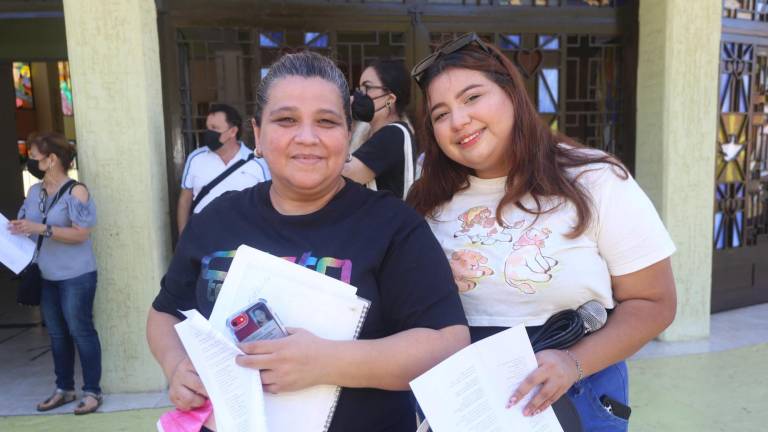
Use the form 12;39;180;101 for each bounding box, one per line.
635;0;721;340
62;0;171;392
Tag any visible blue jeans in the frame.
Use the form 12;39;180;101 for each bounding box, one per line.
567;361;629;432
40;271;102;394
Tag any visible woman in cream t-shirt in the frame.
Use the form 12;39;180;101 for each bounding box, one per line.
407;33;677;432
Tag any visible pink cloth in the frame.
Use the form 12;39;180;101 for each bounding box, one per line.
157;400;213;432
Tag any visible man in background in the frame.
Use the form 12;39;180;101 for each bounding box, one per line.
177;104;269;234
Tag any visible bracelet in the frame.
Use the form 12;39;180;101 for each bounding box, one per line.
563;349;583;382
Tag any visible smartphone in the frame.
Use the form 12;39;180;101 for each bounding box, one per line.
599;395;631;420
227;299;288;343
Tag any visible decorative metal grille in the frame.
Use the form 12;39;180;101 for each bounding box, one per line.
176;29;409;154
335;32;406;89
715;41;768;249
723;0;768;21
323;0;618;6
428;32;624;158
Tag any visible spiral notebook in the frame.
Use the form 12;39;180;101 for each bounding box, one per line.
208;245;370;432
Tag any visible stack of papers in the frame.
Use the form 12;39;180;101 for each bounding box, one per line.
175;245;370;432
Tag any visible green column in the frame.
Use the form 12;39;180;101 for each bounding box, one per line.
62;0;171;391
635;0;721;341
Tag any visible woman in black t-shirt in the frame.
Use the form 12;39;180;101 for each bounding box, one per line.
343;59;416;199
147;51;470;432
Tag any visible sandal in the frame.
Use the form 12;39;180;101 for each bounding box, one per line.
73;391;103;415
36;389;76;412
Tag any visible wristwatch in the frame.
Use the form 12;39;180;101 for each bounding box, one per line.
42;224;53;238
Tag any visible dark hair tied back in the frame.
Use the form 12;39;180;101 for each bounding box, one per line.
368;59;411;116
29;132;77;170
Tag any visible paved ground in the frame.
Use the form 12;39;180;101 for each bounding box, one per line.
1;302;766;431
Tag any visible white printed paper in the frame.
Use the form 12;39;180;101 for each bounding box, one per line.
0;213;36;274
411;325;564;432
180;245;369;432
175;310;267;432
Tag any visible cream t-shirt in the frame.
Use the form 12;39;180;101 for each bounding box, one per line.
427;162;676;327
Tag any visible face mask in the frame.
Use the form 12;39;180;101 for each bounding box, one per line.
201;129;224;151
26;158;45;180
351;90;376;123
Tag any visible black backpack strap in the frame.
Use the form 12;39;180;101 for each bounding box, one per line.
190;153;254;214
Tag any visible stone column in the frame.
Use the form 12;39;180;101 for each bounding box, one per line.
62;0;171;391
635;0;721;341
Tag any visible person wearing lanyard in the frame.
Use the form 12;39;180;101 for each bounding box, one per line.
10;132;102;415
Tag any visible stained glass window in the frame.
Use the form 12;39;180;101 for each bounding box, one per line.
260;32;283;48
58;61;73;116
13;62;33;109
538;68;559;113
499;34;521;50
538;35;559;50
305;32;329;48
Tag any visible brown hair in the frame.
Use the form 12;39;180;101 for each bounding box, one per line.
29;132;77;170
406;41;627;238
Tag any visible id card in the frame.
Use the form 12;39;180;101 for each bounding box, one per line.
227;299;288;343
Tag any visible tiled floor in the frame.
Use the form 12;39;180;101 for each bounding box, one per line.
1;303;766;431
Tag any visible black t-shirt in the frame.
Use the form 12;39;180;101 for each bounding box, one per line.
153;180;466;432
353;121;416;199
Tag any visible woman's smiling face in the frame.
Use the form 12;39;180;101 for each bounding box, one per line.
427;68;515;179
255;76;351;195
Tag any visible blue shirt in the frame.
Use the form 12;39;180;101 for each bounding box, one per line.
18;181;98;281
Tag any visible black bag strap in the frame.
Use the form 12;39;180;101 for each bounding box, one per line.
35;179;78;254
190;153;254;214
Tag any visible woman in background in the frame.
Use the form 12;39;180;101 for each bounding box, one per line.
344;59;417;199
10;132;102;415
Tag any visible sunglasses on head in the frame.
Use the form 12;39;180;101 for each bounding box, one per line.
411;33;494;86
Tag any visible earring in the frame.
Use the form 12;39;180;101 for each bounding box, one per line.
346;153;353;163
255;148;263;158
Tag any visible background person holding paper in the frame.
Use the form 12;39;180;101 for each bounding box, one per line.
407;33;677;431
147;51;470;432
9;132;103;415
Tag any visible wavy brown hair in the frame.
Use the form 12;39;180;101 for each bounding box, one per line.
406;40;627;238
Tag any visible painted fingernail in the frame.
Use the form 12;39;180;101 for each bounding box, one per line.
507;396;518;407
534;409;541;416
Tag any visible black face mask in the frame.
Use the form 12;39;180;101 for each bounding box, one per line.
26;158;45;180
201;129;224;151
351;90;377;123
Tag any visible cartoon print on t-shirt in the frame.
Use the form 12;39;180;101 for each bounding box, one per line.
504;227;559;294
449;249;494;293
454;206;522;245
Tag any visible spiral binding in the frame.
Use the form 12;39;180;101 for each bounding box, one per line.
321;297;371;432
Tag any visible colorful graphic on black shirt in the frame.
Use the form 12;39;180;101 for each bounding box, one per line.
202;250;353;302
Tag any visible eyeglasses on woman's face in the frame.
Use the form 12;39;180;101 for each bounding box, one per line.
355;84;388;96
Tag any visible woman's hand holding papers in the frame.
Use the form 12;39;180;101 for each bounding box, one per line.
169;357;209;411
507;349;579;417
236;328;330;394
8;219;45;236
